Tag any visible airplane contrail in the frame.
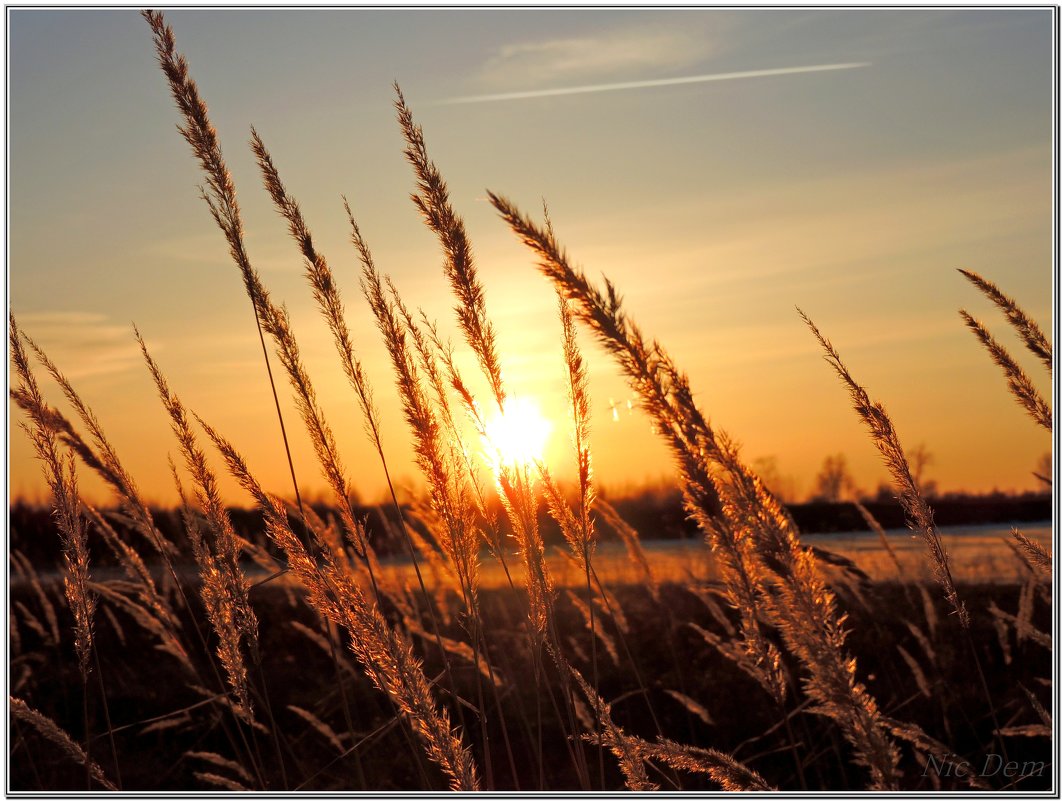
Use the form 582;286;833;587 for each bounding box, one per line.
438;62;871;105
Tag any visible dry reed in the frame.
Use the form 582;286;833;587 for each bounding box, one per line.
287;705;346;754
197;417;480;790
194;771;249;791
959;311;1052;431
353;214;480;607
9;318;95;677
395;84;505;411
959;268;1052;373
491;193;903;788
19;333;176;558
139;332;258;715
799;310;969;630
629;735;773;791
142;9;309;557
1012;529;1051;574
10;697;117;790
187;750;254;785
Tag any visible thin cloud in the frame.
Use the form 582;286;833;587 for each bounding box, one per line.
14;312;144;380
479;28;715;87
439;62;870;105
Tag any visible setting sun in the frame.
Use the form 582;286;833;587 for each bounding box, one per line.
483;396;552;470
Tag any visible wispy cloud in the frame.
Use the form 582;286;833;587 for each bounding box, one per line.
441;62;870;105
14;311;144;380
477;27;714;87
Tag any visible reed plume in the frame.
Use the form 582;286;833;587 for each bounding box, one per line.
1012;529;1051;574
142;10;267;316
488;195;783;696
197;418;480;790
959;268;1052;373
10;697;117;791
395;84;505;410
491;193;902;788
142;9;308;542
18;331;176;557
10;317;95;677
139;331;259;715
187;751;254;785
9;387;120;496
800;310;968;629
83;504;182;644
195;772;249;791
852;500;905;581
630;736;773;791
287;706;346;754
350;209;515;781
563;656;656;791
558;294;596;562
550;296;605;786
959;310;1051;431
596;499;658;602
417;316;513;569
251;131;384;462
350;205;480;602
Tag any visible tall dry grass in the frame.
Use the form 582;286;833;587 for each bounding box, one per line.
490;193;903;788
798;310;969;630
7;9;1052;793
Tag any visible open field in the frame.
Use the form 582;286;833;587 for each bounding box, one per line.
10;571;1053;791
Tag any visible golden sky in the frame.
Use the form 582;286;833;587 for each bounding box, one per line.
8;9;1053;507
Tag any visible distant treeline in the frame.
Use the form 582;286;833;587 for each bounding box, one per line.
600;489;1053;539
9;489;1051;569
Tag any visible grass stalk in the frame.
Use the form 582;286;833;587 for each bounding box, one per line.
958;268;1052;373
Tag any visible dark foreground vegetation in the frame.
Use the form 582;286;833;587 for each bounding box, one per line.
9;575;1051;791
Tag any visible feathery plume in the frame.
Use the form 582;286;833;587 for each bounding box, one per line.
252;133;386;461
800;309;968;630
140;332;258;714
1012;529;1051;575
186;751;254;785
631;736;773;791
287;706;346;754
350;205;480;601
959;269;1052;373
853;500;906;582
959;311;1051;431
558;293;596;562
10;697;117;790
395;84;505;410
19;331;176;556
491;194;901;787
199;418;479;790
10;317;95;675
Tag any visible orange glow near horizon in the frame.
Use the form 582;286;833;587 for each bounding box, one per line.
6;10;1053;509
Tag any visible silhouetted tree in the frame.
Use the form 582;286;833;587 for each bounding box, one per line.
812;453;857;502
1034;452;1051;488
908;442;938;497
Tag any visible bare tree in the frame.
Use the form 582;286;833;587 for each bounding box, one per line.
813;454;857;503
1033;452;1051;489
907;443;938;498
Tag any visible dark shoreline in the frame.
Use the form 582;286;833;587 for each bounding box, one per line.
9;492;1052;567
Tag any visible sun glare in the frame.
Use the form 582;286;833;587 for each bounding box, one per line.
483;397;552;470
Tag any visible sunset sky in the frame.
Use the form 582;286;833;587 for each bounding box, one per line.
8;8;1054;507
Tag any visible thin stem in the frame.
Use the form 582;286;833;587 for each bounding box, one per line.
91;645;121;789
